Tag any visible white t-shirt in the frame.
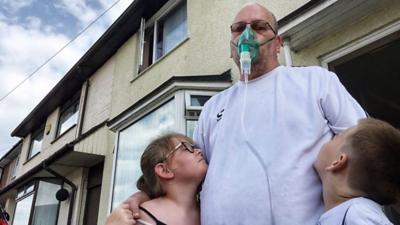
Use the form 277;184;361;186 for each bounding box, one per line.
318;197;393;225
193;66;366;225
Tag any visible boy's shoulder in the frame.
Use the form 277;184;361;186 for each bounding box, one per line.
345;197;392;225
319;197;393;225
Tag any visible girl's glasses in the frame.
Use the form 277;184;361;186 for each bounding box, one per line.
164;141;197;161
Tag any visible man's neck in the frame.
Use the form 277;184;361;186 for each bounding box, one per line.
240;62;280;81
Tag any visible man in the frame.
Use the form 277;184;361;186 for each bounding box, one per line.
111;3;366;225
191;3;365;225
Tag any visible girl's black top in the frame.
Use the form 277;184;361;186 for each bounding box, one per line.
139;206;167;225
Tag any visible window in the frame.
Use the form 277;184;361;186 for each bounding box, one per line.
57;94;80;137
13;184;35;225
13;194;34;225
28;126;44;160
12;180;61;225
31;181;60;225
184;92;213;138
138;0;187;73
10;156;19;179
328;33;400;128
111;90;216;208
112;99;177;208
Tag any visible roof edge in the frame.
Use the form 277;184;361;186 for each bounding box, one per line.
278;0;324;28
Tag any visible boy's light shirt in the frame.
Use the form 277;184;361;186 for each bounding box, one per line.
318;197;393;225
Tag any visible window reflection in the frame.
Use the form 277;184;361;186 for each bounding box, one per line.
12;194;34;225
112;100;176;208
186;120;197;139
31;181;60;225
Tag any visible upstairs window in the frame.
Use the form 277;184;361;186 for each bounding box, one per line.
10;156;19;179
57;93;80;137
28;126;44;160
137;0;187;73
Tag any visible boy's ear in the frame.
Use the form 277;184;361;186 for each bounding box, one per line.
154;163;174;180
326;153;348;172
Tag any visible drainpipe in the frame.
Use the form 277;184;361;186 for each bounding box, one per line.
43;166;77;225
282;39;293;66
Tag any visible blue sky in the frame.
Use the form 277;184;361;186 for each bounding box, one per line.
0;0;134;156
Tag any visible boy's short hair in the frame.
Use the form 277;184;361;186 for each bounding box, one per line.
345;118;400;205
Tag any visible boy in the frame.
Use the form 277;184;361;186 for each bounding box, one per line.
314;118;400;225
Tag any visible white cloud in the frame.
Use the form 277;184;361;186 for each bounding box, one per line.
0;0;134;157
0;20;85;154
98;0;134;23
25;16;42;29
0;0;34;13
55;0;99;28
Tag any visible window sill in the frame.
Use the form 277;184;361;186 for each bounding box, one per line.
23;151;40;165
131;37;190;83
51;124;77;145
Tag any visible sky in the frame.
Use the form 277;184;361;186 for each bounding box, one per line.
0;0;134;157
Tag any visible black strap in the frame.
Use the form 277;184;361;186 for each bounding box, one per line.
139;206;167;225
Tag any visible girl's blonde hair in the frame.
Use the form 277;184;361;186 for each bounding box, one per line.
136;132;192;198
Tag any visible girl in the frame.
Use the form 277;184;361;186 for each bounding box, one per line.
106;133;207;225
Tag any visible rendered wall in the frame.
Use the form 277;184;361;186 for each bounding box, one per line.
81;57;115;134
109;0;306;119
290;0;400;66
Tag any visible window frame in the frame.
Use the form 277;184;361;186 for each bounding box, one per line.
136;0;188;75
10;156;19;180
110;96;177;209
12;179;63;225
109;88;218;210
184;90;215;138
56;92;80;138
320;20;400;68
184;90;216;111
12;182;36;225
27;125;44;161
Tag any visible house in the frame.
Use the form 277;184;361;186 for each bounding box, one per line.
0;0;399;225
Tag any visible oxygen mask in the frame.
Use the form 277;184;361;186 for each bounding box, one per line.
234;26;259;80
231;23;277;81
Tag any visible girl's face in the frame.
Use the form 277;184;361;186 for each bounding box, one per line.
167;136;208;182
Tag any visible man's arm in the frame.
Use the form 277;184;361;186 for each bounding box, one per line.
105;203;135;225
321;71;367;133
124;191;150;220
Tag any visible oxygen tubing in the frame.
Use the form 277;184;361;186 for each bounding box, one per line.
240;71;276;225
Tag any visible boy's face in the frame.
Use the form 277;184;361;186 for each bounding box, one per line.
314;127;356;177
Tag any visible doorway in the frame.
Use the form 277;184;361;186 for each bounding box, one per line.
329;32;400;128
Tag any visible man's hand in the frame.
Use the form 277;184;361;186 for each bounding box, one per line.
105;203;135;225
124;191;150;220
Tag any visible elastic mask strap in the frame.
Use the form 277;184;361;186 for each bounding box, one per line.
230;40;238;47
231;35;276;48
258;35;276;46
